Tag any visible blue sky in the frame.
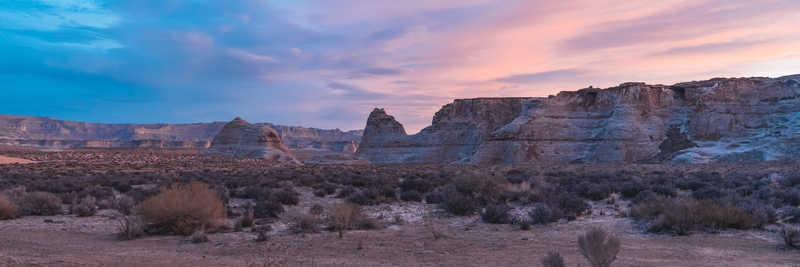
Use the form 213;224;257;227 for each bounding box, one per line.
2;0;799;132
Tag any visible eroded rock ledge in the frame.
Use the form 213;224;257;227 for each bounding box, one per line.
356;74;800;164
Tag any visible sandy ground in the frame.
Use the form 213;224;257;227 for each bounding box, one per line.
0;155;33;164
1;188;798;267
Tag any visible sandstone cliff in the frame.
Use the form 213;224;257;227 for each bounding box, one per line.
355;98;535;163
0;115;362;151
200;117;301;164
357;74;800;164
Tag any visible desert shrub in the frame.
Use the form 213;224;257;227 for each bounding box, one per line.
424;190;443;204
191;229;209;243
631;196;696;235
126;187;160;204
737;198;777;228
575;181;611;201
0;194;18;220
481;204;511;224
453;171;507;197
336;186;356;198
695;200;754;230
552;194;590;217
309;204;324;218
529;203;562;225
439;186;478;216
780;225;800;249
254;225;272;242
282;211;318;234
117;215;145;240
399;179;434;194
214;186;230;204
780;206;800;223
78;185;114;201
692;187;725;200
346;191;379;206
519;219;531;230
240;211;255;228
400;190;422;202
234;186;272;200
19;191;63;216
619;181;648;199
315;182;338;195
253;200;284;218
137;182;228;235
630;190;656;205
577;227;620;267
779;189;800;207
113;195;136;216
273;189;299;206
313;189;327;198
540;250;565;267
73;196;97;217
328;202;370;238
652;184;678;198
423;212;449;239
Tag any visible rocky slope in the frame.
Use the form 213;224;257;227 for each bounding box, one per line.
357;74;800;164
200;117;301;164
0;115;362;150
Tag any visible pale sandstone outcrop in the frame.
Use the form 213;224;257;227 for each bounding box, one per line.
200;117;301;164
358;74;800;164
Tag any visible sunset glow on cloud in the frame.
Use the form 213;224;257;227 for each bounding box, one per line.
2;0;799;132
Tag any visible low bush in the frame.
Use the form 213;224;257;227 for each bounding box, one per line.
313;189;327;198
780;225;799;249
137;182;228;235
336;186;356;198
540;250;565;267
253;225;272;242
346;191;379;206
282;211;319;234
632;196;755;235
578;227;620;267
0;194;18;220
191;229;209;243
780;206;800;223
113;195;136;216
400;190;422;202
399;179;434;194
117;215;145;240
73;196;97;217
552;194;590;217
19;191;63;216
481;204;511;224
529;203;562;225
439;186;478;216
253;200;284;218
273;189;299;206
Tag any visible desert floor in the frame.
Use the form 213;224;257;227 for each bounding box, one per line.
0;147;799;266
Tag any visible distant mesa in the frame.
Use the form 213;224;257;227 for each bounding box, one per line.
356;74;800;164
200;117;301;164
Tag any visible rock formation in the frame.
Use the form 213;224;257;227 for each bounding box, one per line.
0;115;362;151
200;117;301;164
357;74;800;164
355;99;534;163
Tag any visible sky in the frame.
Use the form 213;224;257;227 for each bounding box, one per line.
2;0;799;133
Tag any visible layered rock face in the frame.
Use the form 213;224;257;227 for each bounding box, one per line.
0;115;362;151
358;74;800;164
355;99;535;163
200;118;300;164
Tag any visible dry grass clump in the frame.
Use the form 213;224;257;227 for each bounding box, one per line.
0;194;18;220
191;229;209;243
577;227;620;267
117;214;145;240
281;210;319;234
423;211;449;240
137;182;227;235
631;196;755;235
19;191;63;216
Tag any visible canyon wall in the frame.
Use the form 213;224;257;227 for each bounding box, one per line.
0;115;362;151
357;74;800;164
